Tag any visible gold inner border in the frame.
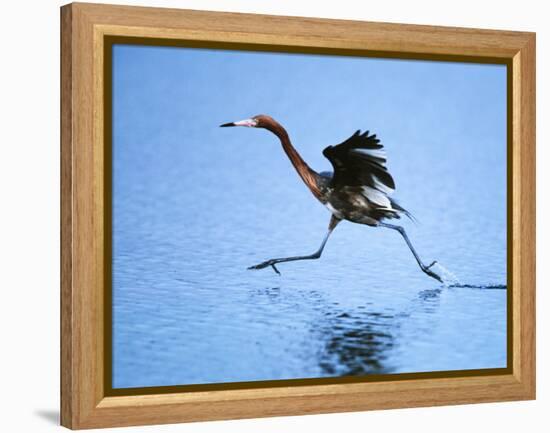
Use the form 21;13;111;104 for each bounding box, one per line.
103;35;513;397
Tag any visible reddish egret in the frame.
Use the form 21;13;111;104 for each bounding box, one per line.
220;114;442;282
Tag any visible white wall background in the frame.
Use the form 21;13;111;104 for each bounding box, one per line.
0;0;546;431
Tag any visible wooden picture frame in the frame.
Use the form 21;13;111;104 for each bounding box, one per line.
60;2;536;429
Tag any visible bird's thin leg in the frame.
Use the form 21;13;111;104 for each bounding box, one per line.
249;216;341;275
378;222;442;283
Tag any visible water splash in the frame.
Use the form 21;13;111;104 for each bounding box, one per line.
430;263;506;290
431;262;461;287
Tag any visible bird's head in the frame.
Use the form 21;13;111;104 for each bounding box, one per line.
220;114;275;130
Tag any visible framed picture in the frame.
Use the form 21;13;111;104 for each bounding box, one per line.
60;2;536;429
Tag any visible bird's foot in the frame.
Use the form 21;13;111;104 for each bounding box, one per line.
422;261;443;283
248;260;281;275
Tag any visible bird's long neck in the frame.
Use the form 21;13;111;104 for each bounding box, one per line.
266;122;321;199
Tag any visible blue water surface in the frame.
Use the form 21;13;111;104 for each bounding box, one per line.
112;45;507;388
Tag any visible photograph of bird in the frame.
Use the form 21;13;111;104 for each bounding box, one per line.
221;114;443;282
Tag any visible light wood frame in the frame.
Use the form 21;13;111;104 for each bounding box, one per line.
61;2;536;429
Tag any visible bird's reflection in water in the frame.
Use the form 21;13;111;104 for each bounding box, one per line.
316;310;395;376
315;286;449;376
251;284;449;378
415;288;443;315
417;288;442;301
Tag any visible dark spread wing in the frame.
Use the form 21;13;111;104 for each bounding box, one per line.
322;130;395;193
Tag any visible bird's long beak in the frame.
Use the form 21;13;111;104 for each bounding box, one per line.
220;118;257;127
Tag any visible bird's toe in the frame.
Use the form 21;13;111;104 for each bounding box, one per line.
248;261;270;270
248;260;281;275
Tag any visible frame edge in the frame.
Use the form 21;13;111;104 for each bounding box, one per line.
516;32;536;399
61;3;537;429
60;2;74;429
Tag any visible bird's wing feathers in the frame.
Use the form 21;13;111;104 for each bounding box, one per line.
322;130;395;193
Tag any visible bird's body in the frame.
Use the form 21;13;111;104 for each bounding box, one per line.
321;184;396;226
277;123;409;227
220;114;442;282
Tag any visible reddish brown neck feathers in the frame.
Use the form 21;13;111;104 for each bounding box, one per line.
263;118;321;199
